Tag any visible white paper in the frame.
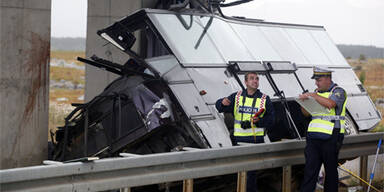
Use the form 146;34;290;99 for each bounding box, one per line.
294;96;330;115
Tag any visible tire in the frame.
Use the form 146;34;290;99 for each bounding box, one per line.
344;113;358;135
339;112;359;162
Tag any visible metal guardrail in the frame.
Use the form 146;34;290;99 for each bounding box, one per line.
1;133;383;192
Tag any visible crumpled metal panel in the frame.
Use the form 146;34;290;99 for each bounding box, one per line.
169;83;213;118
194;106;232;147
194;120;232;148
185;68;239;104
354;118;381;131
347;95;380;120
160;61;214;119
129;84;164;131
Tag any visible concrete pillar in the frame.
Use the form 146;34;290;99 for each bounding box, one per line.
0;0;50;169
85;0;156;101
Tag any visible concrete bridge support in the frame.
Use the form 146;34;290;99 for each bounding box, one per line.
85;0;156;101
0;0;51;169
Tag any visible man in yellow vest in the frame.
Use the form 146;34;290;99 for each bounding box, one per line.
216;72;275;192
299;67;347;192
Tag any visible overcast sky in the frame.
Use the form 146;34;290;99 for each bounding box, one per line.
51;0;384;47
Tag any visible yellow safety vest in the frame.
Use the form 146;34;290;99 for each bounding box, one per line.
308;87;347;135
233;91;266;137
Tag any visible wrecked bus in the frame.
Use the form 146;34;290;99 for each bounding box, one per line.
51;6;381;168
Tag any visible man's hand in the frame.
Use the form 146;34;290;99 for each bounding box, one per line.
299;92;336;109
222;97;231;106
252;108;264;123
252;116;260;123
299;92;315;100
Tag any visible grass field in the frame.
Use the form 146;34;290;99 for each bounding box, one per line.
50;66;85;85
49;51;85;135
349;58;384;131
51;50;85;66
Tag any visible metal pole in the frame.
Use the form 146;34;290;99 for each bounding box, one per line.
84;109;88;157
183;179;194;192
228;65;246;91
237;171;247;192
264;71;301;140
293;72;308;93
367;139;382;192
284;107;302;140
282;166;291;192
61;119;69;161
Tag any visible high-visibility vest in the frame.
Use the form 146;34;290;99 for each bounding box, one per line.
233;91;266;137
308;86;347;135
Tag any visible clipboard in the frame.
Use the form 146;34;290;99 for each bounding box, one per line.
294;96;330;115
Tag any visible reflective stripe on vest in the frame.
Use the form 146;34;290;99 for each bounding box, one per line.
308;87;347;135
233;92;266;136
312;116;346;121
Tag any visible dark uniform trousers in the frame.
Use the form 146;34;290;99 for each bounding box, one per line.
301;129;344;192
235;136;264;192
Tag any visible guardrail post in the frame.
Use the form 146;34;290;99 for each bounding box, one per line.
282;166;291;192
237;171;247;192
120;188;131;192
360;156;368;191
183;179;193;192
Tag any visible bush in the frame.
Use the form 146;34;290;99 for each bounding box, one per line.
359;71;366;84
359;54;366;61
